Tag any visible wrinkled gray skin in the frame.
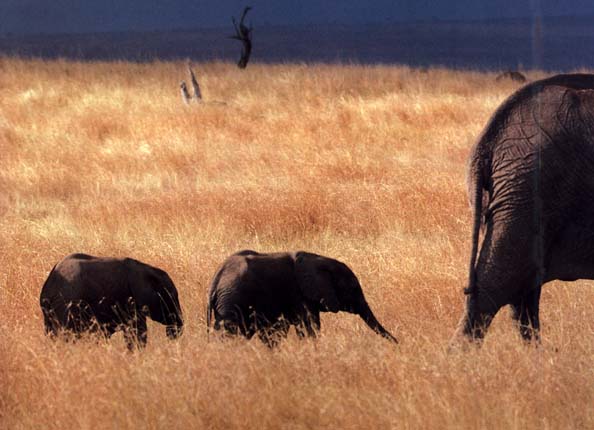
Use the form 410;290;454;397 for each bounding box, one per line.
207;250;397;346
454;74;594;343
40;253;183;349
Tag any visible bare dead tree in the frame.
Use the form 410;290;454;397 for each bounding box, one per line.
180;81;191;104
230;6;253;69
188;64;202;101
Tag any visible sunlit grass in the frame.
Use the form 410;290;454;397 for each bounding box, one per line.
1;58;592;429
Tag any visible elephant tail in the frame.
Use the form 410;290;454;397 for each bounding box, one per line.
464;155;485;295
206;300;212;339
206;265;224;339
206;288;216;339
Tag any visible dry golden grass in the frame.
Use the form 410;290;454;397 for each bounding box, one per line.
1;58;592;429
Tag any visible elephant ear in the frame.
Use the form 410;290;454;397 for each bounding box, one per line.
126;259;162;316
294;252;340;313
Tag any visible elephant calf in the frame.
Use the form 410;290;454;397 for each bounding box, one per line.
40;253;184;349
207;250;397;346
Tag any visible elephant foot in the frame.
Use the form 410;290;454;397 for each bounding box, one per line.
517;324;541;345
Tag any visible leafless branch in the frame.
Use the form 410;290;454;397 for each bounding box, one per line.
188;64;202;101
180;81;191;104
230;6;253;69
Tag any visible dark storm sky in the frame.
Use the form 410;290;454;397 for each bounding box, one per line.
2;0;594;34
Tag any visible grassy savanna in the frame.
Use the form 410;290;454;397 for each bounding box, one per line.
1;58;593;429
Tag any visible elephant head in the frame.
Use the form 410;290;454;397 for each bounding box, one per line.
127;260;184;339
294;252;397;343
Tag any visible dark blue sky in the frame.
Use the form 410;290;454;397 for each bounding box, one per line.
2;0;594;34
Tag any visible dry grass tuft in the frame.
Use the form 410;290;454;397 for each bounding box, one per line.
1;59;592;429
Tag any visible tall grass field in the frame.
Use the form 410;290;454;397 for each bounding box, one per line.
1;58;592;429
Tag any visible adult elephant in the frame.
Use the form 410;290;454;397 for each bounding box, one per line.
454;73;594;343
207;250;397;346
40;253;184;349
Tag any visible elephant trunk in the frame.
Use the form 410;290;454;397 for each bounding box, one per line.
356;300;398;343
165;313;184;339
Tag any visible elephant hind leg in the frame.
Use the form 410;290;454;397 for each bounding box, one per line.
123;316;147;350
41;298;71;338
213;310;256;340
459;297;497;340
42;310;59;338
257;318;289;348
64;301;96;335
463;274;539;341
294;311;320;339
510;286;542;342
457;216;540;342
222;319;253;338
510;300;531;340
